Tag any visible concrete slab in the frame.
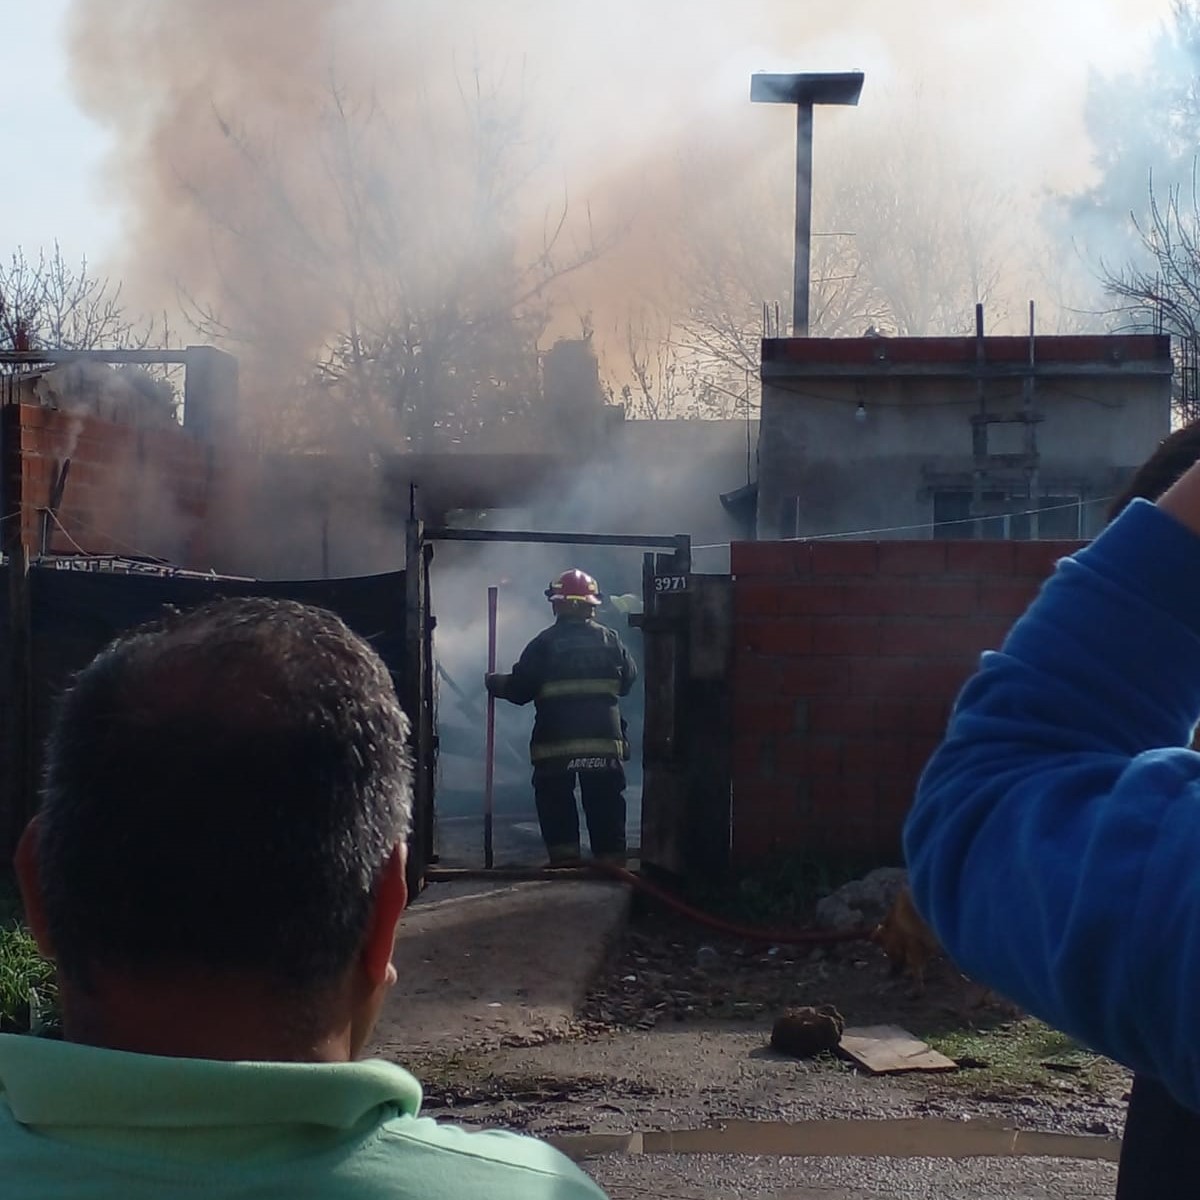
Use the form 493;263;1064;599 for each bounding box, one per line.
369;878;631;1057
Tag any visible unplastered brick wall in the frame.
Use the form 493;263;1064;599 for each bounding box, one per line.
729;538;1084;867
10;404;218;568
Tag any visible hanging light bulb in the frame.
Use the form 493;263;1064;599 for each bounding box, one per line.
855;401;868;424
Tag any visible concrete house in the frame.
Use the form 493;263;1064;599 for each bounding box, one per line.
756;333;1173;542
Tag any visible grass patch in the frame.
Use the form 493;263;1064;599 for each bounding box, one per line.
925;1017;1126;1098
0;923;57;1035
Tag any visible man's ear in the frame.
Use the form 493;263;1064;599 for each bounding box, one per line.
361;843;408;988
14;817;54;960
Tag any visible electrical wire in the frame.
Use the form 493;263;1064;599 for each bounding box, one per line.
39;508;93;557
692;495;1112;552
43;508;172;565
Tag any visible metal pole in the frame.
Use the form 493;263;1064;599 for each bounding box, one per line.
793;104;815;336
972;304;986;540
484;585;498;870
1027;300;1040;539
426;528;684;549
403;515;429;896
751;72;863;337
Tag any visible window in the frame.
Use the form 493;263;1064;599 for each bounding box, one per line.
932;491;1081;540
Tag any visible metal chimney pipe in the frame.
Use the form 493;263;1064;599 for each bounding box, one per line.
751;71;865;336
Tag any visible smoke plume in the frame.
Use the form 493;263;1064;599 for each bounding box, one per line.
66;0;1173;436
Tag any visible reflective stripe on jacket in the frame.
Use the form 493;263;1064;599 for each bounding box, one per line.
492;615;637;764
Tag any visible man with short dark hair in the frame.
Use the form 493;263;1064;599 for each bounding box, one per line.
1;597;606;1198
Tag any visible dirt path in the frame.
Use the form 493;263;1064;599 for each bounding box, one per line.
371;877;630;1056
380;885;1129;1199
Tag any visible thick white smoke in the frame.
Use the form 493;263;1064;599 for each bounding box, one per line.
67;0;1172;403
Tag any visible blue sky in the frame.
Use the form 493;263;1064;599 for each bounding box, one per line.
4;0;118;264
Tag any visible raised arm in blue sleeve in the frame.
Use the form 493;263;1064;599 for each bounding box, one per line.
904;499;1200;1112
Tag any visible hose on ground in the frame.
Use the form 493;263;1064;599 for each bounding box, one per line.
578;859;877;947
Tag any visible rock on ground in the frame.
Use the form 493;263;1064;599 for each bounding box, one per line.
815;868;909;933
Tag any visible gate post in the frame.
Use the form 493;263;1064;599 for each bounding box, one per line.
1;394;33;860
635;545;688;880
636;545;733;884
404;514;434;895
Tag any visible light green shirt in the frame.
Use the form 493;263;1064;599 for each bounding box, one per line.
0;1034;607;1198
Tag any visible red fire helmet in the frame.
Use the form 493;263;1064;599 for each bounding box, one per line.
545;568;602;606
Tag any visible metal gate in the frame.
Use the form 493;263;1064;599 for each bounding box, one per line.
405;518;732;887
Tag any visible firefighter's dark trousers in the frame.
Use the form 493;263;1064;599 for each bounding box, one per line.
532;760;626;863
1115;1074;1200;1198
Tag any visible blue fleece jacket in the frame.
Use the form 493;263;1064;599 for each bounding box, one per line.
905;499;1200;1113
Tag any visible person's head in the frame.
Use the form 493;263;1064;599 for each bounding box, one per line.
545;568;602;621
15;596;412;1060
1107;420;1200;520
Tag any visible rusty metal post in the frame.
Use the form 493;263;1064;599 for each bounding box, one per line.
484;585;498;870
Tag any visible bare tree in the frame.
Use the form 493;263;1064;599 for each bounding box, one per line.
608;307;758;420
1102;172;1200;332
1098;169;1200;421
816;123;1014;337
180;68;616;451
0;246;142;355
617;115;1013;421
611;310;687;420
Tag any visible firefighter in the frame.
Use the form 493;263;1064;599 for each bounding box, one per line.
485;568;638;866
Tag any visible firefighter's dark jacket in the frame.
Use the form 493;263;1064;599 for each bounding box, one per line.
491;614;637;763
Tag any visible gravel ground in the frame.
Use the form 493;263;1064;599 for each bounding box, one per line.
419;1025;1124;1141
415;908;1127;1138
581;908;1022;1033
583;1151;1118;1199
406;897;1130;1198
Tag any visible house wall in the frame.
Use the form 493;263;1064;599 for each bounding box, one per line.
6;403;218;568
4;388;758;583
729;536;1082;866
757;335;1172;541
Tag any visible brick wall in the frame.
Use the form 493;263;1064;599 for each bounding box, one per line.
730;538;1084;867
8;404;218;568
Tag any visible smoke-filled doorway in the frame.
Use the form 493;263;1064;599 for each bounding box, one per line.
423;513;686;869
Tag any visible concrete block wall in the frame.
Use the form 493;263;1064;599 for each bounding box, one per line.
9;404;217;568
730;537;1084;866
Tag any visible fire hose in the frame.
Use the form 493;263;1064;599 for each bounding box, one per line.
426;858;877;946
586;859;876;945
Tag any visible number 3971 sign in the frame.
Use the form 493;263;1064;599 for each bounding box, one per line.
652;573;689;594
